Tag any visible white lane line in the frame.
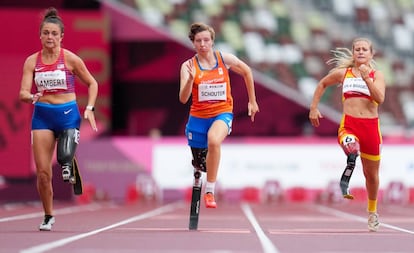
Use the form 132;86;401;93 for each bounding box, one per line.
241;203;279;253
0;203;103;223
315;205;414;234
20;203;181;253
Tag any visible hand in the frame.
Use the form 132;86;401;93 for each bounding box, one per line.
248;101;259;122
31;92;43;104
309;108;323;127
84;109;98;131
358;64;370;79
186;59;195;82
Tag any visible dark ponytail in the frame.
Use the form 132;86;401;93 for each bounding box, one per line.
40;7;64;34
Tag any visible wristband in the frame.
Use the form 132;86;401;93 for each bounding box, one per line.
86;105;95;111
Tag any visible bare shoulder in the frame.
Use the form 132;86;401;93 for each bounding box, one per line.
180;57;193;70
220;52;238;66
181;58;191;66
23;52;38;69
373;69;384;77
329;68;347;80
63;49;86;73
63;49;81;62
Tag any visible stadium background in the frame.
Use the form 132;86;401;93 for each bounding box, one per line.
1;0;414;205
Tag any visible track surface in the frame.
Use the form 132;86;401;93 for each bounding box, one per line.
1;200;414;253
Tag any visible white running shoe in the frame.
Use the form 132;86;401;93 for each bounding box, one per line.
368;212;379;232
39;216;55;231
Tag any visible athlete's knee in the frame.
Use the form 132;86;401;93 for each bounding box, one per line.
191;147;208;172
37;170;52;184
340;134;360;156
57;129;80;166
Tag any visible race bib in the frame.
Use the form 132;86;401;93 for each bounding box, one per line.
35;70;68;91
198;82;227;102
342;77;370;96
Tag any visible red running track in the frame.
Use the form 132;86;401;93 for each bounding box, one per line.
1;200;414;253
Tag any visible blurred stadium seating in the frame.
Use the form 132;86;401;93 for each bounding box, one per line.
2;0;414;137
117;0;414;137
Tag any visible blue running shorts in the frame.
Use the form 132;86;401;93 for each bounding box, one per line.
32;100;81;134
185;112;233;148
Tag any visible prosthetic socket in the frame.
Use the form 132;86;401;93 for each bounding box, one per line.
57;129;80;183
191;147;208;172
341;135;360;156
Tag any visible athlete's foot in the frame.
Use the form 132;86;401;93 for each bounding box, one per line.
204;192;217;208
39;215;55;231
368;212;380;232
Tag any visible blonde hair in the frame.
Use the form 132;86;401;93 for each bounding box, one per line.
327;38;376;72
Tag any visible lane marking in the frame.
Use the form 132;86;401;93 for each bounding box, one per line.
20;203;181;253
315;205;414;235
241;203;279;253
0;203;103;223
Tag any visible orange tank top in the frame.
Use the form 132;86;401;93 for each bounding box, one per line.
190;51;233;118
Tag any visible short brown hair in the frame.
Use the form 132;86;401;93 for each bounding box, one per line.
188;22;215;42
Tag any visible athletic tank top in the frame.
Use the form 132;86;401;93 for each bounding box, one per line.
342;67;375;101
34;49;75;95
190;51;233;118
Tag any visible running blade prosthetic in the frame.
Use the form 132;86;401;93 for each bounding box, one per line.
340;153;358;199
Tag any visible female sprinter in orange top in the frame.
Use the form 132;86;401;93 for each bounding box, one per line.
179;22;259;208
309;38;385;232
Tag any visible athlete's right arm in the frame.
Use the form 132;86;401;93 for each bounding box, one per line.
19;55;37;103
179;59;195;104
309;68;345;127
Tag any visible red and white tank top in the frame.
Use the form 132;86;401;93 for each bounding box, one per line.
34;49;75;95
342;67;375;101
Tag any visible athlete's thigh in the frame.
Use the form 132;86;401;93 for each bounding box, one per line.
207;120;229;145
359;120;381;159
361;157;380;179
32;129;56;173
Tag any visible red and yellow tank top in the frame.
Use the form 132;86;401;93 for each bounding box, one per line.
34;49;76;95
342;67;375;101
190;51;233;118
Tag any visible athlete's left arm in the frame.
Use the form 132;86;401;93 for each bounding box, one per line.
222;53;259;122
360;65;386;104
67;50;98;131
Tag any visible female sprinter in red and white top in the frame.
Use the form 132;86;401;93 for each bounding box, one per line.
19;7;98;231
309;38;386;232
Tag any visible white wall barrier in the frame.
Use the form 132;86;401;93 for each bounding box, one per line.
153;138;414;191
76;137;414;202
